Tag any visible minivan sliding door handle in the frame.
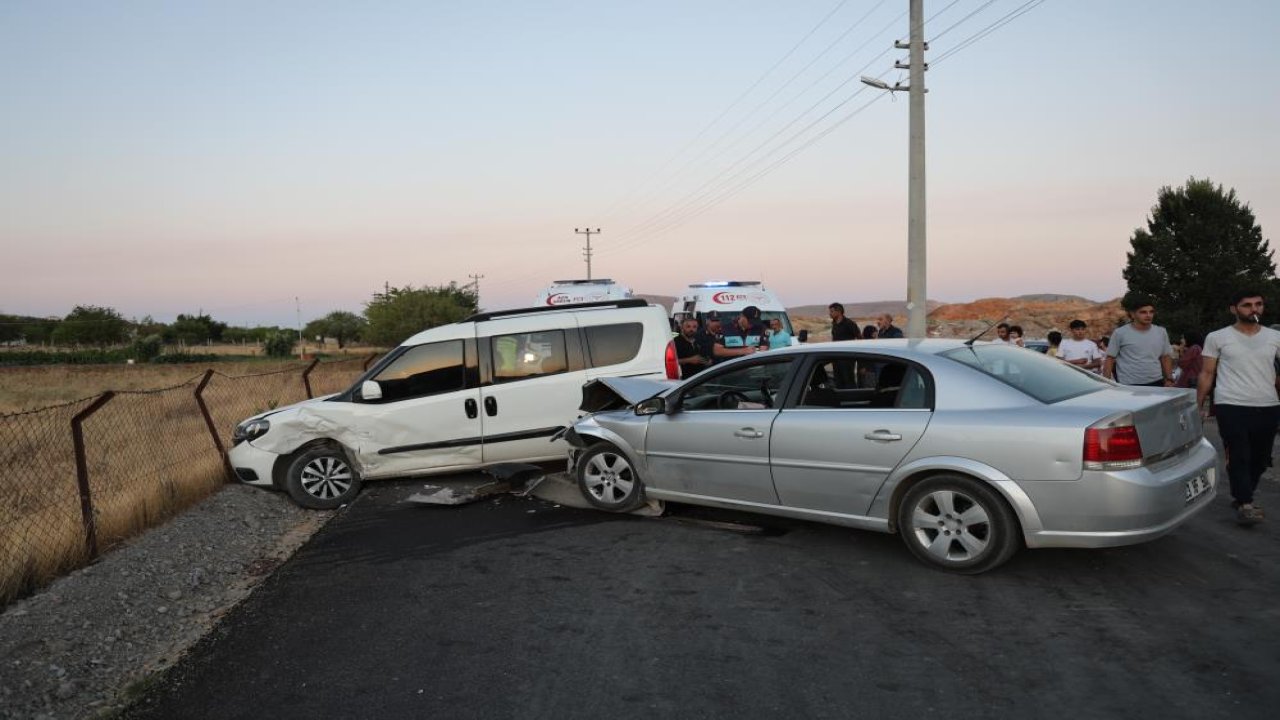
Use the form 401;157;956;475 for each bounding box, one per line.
464;398;478;419
484;396;498;417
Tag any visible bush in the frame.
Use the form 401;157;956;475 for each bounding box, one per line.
130;334;164;362
262;332;296;358
0;349;127;366
151;352;223;364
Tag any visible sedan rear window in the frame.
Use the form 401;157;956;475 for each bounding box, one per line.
940;344;1107;403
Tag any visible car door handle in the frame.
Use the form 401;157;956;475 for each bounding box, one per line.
484;396;498;417
734;428;765;439
464;399;478;419
865;430;902;442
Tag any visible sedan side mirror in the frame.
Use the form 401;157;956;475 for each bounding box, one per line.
797;329;809;343
360;380;383;401
635;397;666;416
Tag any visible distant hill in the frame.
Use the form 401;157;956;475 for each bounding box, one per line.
789;300;946;320
634;294;676;310
1010;293;1097;304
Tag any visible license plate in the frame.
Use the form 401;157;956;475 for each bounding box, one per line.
1185;472;1210;503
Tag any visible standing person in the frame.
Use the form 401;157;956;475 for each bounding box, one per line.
696;312;724;365
1097;335;1110;355
767;317;792;349
674;317;711;378
1103;295;1175;386
1196;290;1280;525
1045;331;1062;358
829;303;860;342
862;324;878;340
993;323;1013;344
1059;319;1103;371
715;306;768;361
876;313;904;339
1008;325;1026;348
1174;330;1204;389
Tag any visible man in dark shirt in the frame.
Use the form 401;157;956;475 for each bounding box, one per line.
715;306;769;361
829;303;860;342
695;312;723;365
674;317;711;378
877;313;904;338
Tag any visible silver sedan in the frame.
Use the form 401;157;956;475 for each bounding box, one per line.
565;340;1219;573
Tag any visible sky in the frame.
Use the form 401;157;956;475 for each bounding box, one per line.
2;0;1277;327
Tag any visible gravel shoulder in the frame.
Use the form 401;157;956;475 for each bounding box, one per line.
0;485;332;720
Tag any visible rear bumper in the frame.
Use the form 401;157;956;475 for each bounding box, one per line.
1020;438;1220;549
228;441;281;489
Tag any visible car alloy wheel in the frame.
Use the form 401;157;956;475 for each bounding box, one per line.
300;455;354;501
284;444;363;510
898;474;1020;574
577;444;644;512
909;489;991;562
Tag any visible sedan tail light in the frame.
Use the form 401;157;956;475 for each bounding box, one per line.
1083;413;1144;470
665;340;681;379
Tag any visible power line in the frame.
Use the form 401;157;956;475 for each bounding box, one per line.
932;0;1049;66
596;0;857;222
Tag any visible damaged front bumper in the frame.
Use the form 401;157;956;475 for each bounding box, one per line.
227;440;281;489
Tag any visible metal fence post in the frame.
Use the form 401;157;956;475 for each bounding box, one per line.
363;353;377;370
71;391;114;558
301;357;320;398
195;370;235;483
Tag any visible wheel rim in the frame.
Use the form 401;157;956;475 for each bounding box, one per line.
582;451;635;506
299;455;354;500
909;489;991;563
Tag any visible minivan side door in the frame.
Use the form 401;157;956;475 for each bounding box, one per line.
476;315;588;463
349;339;484;478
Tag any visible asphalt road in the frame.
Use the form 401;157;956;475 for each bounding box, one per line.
124;451;1280;719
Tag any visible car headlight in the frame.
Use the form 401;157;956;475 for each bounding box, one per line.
232;419;271;445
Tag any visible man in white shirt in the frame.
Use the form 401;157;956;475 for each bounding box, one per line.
1058;319;1102;372
1197;289;1280;526
992;323;1013;345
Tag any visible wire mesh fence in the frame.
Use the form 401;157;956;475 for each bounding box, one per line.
0;356;375;606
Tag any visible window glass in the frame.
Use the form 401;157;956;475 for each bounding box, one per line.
941;344;1106;403
370;341;465;402
680;359;793;410
584;322;643;367
799;357;926;409
492;330;568;383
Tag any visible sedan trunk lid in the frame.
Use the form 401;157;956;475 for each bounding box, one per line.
1058;386;1201;462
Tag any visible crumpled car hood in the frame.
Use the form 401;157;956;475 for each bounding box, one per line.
243;394;338;423
579;377;677;413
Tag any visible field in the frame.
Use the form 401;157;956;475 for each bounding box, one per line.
0;353;372;605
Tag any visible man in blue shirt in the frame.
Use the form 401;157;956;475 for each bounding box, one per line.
715;306;769;361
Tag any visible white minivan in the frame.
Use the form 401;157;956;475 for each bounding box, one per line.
671;281;798;343
228;299;679;508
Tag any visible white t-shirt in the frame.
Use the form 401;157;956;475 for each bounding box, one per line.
1058;338;1102;366
1202;325;1280;407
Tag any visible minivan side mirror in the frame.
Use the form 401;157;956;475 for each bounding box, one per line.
360;380;383;401
635;397;666;416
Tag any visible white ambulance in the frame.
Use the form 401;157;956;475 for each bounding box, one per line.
534;279;633;307
671;281;798;343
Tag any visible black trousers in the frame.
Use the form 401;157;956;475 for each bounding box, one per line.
1215;404;1280;505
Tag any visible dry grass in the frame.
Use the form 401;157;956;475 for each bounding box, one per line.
0;358;370;605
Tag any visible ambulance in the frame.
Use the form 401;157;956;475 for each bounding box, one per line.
533;279;633;307
671;281;798;343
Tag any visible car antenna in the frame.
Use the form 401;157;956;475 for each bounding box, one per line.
964;315;1009;346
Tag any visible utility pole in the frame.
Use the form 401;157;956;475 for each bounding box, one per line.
295;296;303;359
905;0;927;338
467;273;485;311
575;227;600;279
863;0;928;338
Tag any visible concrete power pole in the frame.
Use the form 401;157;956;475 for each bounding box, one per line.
467;273;485;311
904;0;927;338
575;227;600;279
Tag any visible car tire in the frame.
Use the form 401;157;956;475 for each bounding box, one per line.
897;474;1020;574
284;444;362;510
576;443;645;513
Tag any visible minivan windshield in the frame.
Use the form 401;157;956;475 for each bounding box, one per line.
940;343;1107;403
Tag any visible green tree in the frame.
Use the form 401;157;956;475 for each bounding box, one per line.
49;305;130;346
363;284;477;346
0;314;26;344
306;311;367;348
170;312;228;345
1123;177;1274;338
262;331;296;358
